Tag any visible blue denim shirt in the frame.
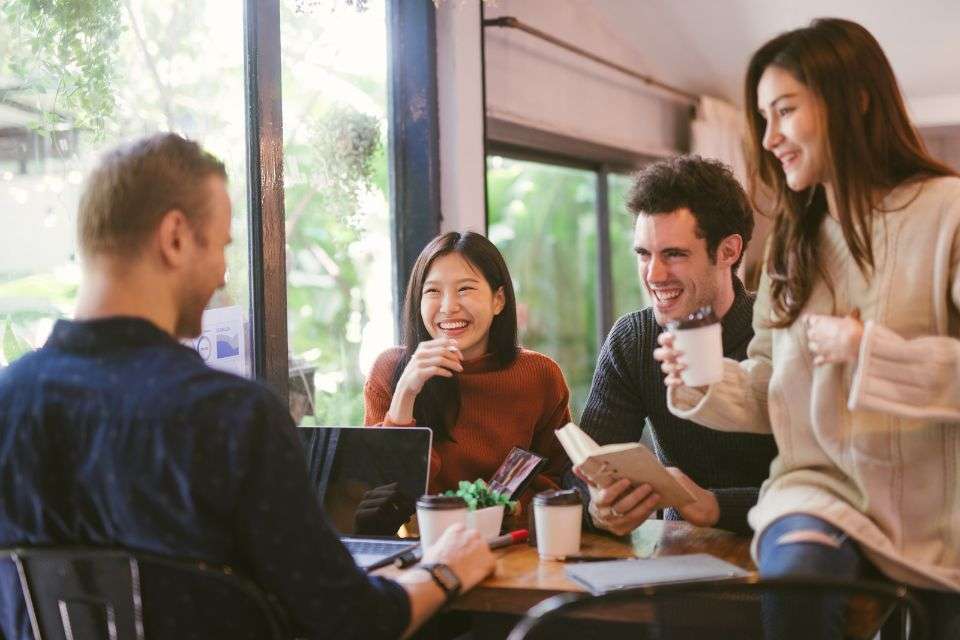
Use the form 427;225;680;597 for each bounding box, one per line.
0;317;409;639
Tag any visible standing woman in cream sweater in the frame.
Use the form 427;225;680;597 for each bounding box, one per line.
656;18;960;639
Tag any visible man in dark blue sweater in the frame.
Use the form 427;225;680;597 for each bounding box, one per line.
0;134;494;639
571;156;777;536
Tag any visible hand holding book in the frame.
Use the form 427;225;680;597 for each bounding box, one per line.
555;423;696;510
557;423;721;534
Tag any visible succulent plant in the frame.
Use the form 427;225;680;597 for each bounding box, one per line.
444;479;519;515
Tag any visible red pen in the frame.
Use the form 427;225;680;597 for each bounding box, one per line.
489;529;528;549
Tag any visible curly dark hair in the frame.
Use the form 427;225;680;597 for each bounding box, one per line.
626;155;754;272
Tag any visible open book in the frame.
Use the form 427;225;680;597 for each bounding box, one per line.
556;423;695;509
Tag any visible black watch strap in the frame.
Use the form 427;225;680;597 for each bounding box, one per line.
419;562;461;604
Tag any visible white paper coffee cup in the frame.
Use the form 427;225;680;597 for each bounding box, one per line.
533;490;582;560
668;306;723;388
417;495;468;549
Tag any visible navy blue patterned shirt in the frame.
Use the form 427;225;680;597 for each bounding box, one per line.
0;317;409;639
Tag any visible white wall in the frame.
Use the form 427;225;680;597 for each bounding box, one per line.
435;1;487;234
483;0;690;159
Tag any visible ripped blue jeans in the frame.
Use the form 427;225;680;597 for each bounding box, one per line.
758;513;960;640
758;514;862;639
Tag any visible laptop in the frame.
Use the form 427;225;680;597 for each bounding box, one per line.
299;426;431;571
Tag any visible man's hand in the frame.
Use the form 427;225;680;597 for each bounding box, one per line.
575;465;659;536
421;524;495;591
804;309;863;366
667;467;719;528
576;465;720;534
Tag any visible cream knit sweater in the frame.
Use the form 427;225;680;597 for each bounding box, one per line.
669;176;960;591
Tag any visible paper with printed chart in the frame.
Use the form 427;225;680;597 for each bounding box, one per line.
184;305;249;377
556;422;695;509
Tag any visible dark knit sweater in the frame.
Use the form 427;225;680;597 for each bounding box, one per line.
570;277;778;535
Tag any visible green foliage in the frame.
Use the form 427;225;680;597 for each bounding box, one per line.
444;479;518;515
486;158;599;417
2;0;123;135
0;316;36;366
309;105;382;229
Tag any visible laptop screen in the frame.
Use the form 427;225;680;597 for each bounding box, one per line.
299;426;431;535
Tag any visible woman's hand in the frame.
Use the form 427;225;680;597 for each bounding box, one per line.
387;338;463;423
653;331;687;389
804;309;863;366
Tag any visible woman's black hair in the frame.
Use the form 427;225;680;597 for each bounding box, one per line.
391;231;519;442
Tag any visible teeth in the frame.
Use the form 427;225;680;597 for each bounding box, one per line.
653;289;681;302
439;321;468;330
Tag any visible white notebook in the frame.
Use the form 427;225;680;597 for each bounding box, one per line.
565;554;750;594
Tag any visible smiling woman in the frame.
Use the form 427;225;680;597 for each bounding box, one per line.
363;232;571;505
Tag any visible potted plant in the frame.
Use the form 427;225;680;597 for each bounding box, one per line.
444;479;519;539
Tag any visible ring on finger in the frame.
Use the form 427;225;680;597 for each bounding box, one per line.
609;506;623;518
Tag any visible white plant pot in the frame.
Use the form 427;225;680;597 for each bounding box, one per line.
466;505;505;540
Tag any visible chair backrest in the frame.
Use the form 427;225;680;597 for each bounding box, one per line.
5;548;289;640
506;575;929;640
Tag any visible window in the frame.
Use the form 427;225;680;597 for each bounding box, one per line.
0;2;250;369
280;0;393;425
486;156;650;418
608;172;650;322
486;156;598;413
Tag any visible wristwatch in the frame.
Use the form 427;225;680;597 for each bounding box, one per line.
419;562;461;605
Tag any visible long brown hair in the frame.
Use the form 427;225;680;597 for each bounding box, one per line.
744;18;956;327
392;232;519;442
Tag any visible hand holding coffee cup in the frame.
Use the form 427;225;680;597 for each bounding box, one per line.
656;306;724;388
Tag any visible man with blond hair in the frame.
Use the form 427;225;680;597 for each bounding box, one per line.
0;133;493;639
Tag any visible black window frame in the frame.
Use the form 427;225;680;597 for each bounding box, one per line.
243;0;442;402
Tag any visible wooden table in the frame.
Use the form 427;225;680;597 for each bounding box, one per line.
381;520;898;640
380;520;756;638
451;519;753;615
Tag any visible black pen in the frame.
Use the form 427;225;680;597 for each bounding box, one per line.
561;555;623;563
394;546;422;569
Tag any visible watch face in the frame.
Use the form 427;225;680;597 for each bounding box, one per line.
423;562;461;597
432;564;459;591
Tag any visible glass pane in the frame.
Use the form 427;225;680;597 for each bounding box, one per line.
486;156;598;418
0;2;250;371
608;172;650;321
280;1;392;425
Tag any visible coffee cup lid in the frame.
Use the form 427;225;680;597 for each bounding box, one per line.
416;494;467;510
667;306;719;330
533;488;581;506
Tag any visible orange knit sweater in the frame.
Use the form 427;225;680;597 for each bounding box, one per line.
363;348;571;503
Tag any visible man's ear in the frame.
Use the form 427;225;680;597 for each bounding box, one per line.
492;286;506;315
716;234;743;269
156;209;192;268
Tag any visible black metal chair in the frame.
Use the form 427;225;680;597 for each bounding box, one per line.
506;575;929;640
3;547;290;640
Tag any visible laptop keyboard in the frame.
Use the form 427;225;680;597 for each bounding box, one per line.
342;538;416;568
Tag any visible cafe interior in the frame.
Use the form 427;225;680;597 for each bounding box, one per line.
1;0;959;638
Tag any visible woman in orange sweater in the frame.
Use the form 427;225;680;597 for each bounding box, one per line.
364;231;571;504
